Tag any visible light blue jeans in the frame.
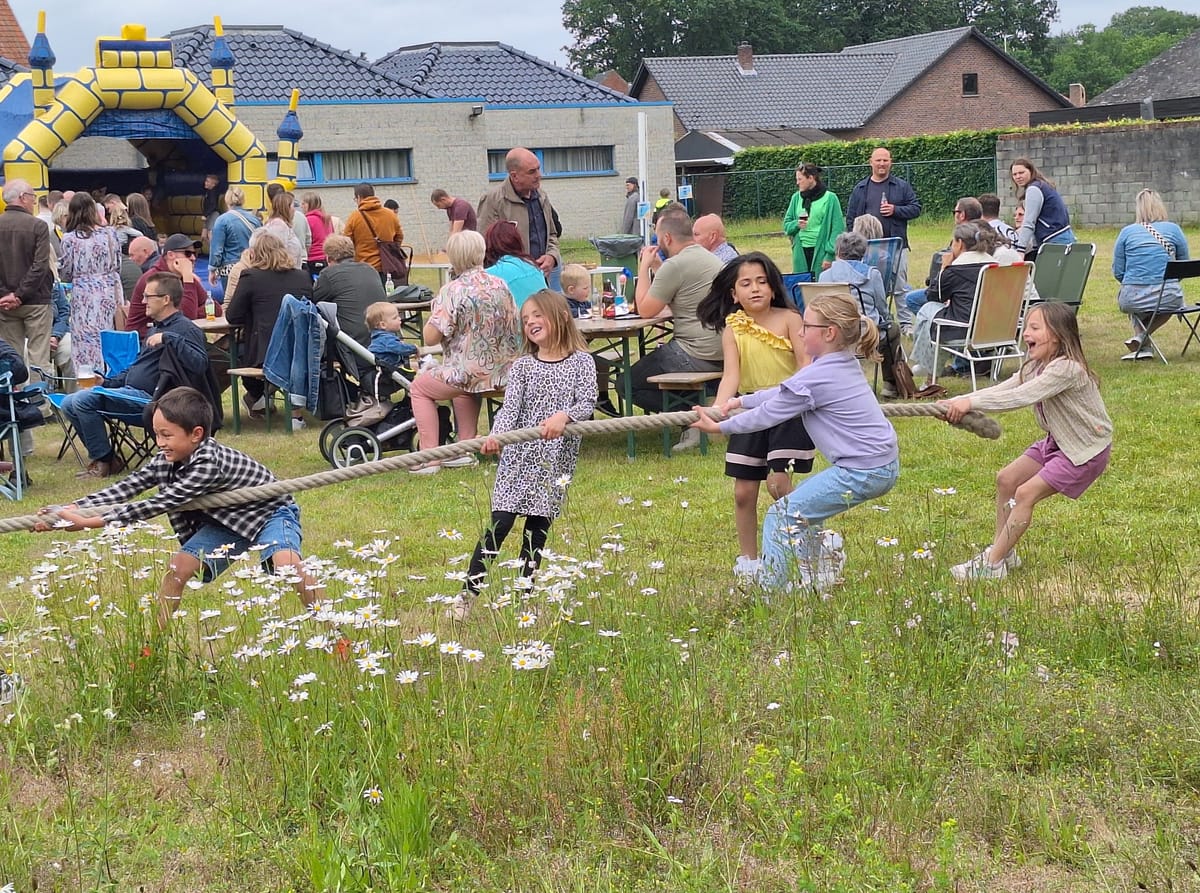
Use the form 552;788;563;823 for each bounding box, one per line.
760;459;900;588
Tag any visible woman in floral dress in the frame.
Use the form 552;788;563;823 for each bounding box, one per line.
58;193;123;370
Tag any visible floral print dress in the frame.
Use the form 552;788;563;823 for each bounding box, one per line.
58;226;123;369
489;351;597;518
427;268;521;392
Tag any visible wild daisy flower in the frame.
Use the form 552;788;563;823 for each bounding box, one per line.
395;670;420;684
362;786;384;805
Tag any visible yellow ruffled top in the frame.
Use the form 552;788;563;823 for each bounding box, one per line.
726;310;798;392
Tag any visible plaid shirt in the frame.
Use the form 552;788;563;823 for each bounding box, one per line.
75;438;293;545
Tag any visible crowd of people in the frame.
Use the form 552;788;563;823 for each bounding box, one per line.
3;139;1164;618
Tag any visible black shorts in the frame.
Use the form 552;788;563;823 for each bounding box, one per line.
724;417;815;480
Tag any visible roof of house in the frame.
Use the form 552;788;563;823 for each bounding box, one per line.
0;0;29;65
1091;29;1200;105
0;53;25;86
633;26;1067;131
374;41;633;104
169;24;432;102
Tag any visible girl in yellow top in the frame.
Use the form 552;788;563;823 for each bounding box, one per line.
698;252;813;578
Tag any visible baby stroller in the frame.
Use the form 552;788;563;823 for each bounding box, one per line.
315;302;449;468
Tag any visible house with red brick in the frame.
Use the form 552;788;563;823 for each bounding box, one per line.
629;27;1071;167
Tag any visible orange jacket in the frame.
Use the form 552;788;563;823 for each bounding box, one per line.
344;197;403;271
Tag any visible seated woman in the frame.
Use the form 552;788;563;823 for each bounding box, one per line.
408;230;521;474
908;223;998;381
223;229;314;426
484;220;546;309
820;231;903;397
1113;188;1190;360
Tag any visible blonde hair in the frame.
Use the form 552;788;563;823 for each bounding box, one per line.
1134;189;1168;225
108;203;131;226
851;213;884;240
323;234;354;263
446;229;485;273
807;292;880;360
521;290;587;357
559;263;590;293
246;228;296;272
224;186;245;208
365;301;397;329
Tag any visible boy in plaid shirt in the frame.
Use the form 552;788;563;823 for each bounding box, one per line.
39;386;323;626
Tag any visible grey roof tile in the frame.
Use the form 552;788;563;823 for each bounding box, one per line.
169;24;430;102
1092;29;1200;104
375;42;633;104
840;27;972;110
641;52;895;130
0;54;25;88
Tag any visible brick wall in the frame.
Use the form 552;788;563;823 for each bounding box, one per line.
634;73;686;141
997;120;1200;226
852;39;1067;139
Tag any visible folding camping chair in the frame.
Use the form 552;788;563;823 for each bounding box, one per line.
1139;259;1200;364
864;237;903;307
781;272;812;311
0;364;46;500
931;263;1032;392
47;329;143;467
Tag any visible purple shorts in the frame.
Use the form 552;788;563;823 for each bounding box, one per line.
1024;435;1110;499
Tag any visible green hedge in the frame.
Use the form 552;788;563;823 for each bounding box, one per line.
723;129;1022;221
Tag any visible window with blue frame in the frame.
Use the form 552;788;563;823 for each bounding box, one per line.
487;146;615;180
267;150;413;185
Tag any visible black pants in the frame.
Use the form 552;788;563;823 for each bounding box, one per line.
466;511;552;594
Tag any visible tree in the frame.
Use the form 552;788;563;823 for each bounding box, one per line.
1028;7;1200;98
563;0;1060;78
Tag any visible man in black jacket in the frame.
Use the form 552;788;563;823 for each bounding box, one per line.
845;148;921;324
60;272;210;479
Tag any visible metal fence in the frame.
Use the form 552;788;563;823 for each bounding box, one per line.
685;157;998;222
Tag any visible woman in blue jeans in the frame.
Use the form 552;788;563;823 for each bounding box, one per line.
693;292;899;590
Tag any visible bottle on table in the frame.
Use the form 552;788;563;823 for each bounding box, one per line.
205;295;216;320
385;273;395;295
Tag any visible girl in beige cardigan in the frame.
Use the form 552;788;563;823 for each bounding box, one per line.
940;302;1112;581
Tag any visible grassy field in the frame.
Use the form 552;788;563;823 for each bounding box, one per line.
3;216;1200;892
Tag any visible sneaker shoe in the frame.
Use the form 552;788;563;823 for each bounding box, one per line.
984;547;1021;571
442;454;478;468
594;396;621;417
733;555;762;578
0;670;22;705
879;381;899;399
950;552;1008;581
291;417;307;432
241;392;265;419
408;463;441;475
75;455;125;479
672;427;702;453
444;594;471;622
1121;349;1154;361
1124;335;1142;351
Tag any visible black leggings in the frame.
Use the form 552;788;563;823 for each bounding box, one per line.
466;511;552;594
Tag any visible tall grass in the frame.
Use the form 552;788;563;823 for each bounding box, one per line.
2;220;1199;891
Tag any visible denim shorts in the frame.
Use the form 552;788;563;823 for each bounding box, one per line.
180;503;302;582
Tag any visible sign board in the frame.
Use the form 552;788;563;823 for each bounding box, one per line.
677;184;693;200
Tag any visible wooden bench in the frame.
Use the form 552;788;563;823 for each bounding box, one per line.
646;371;723;457
228;367;291;435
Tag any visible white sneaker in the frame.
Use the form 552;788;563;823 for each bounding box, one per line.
408;463;441;475
1120;349;1154;361
672;427;701;453
442;454;478;468
984;547;1021;570
733;555;762;578
290;417;307;431
950;552;1008;581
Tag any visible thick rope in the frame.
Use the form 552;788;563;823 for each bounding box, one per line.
0;404;998;535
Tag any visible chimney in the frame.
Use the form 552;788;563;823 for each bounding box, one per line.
736;42;755;75
1068;83;1086;107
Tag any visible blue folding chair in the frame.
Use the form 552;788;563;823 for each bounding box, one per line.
781;273;811;311
0;363;47;500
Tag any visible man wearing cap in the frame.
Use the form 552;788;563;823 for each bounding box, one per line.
125;234;216;337
621;178;641;235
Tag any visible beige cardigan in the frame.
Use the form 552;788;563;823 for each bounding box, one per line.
967;357;1112;464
